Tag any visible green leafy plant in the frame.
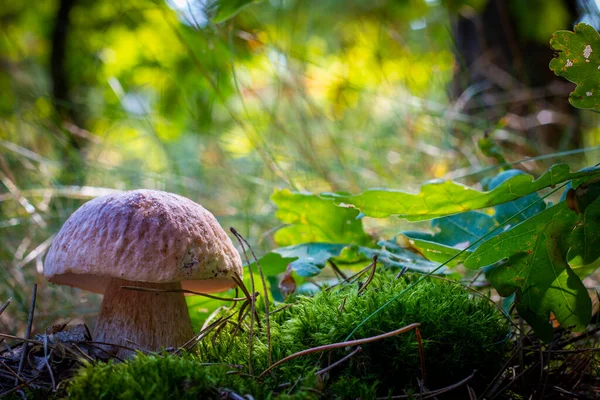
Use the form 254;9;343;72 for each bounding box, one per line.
256;164;600;341
550;22;600;109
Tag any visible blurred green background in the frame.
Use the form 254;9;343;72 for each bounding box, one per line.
1;0;599;335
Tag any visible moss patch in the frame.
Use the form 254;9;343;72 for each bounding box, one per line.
66;272;510;399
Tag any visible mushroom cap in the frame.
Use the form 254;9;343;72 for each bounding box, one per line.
44;190;243;294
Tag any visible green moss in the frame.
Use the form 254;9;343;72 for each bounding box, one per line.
67;354;316;400
66;272;510;399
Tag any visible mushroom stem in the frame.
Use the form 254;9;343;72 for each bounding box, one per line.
93;278;194;359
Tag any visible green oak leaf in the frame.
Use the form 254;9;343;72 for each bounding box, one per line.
274;243;346;276
395;234;467;268
464;202;591;340
272;189;372;247
404;211;496;248
550;23;600;109
366;240;445;273
567;196;600;268
399;169;547;268
321;164;600;221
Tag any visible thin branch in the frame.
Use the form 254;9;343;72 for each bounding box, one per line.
357;256;378;296
0;297;11;317
230;227;272;367
0;372;43;398
15;284;37;385
328;260;347;280
231;230;256;376
0;361;23;383
326;260;375;292
415;328;427;386
259;323;421;379
315;346;362;376
119;286;246;302
43;335;56;391
377;370;477;399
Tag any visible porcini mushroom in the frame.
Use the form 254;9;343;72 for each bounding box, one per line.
44;190;243;358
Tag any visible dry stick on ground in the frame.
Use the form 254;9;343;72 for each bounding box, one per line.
326;258;377;292
15;284;36;386
357;256;378;296
1;372;43;398
0;298;11;317
466;269;484;288
231;274;261;327
0;335;41;345
270;304;293;315
230;228;272;367
489;361;541;400
174;314;235;355
327;260;347;280
415;328;427;386
258;323;421;379
231;228;273;371
119;286;246;302
231;276;262;338
0;361;23;384
478;347;521;399
42;335;56;392
377;369;478;400
315;346;362;376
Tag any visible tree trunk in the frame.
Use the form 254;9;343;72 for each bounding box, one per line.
452;0;580;152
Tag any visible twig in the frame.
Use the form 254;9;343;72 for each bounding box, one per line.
550;385;590;399
357;256;378;296
15;284;36;385
0;334;41;345
467;269;483;288
232;274;261;327
326;261;375;292
71;344;95;363
258;323;421;379
0;372;43;398
174;313;234;355
119;286;246;302
395;267;408;279
81;340;139;354
315;346;362;376
555;325;600;349
328;260;347;280
124;338;153;354
0;361;23;383
415;328;427;385
478;348;520;399
338;297;347;313
230;231;256;376
84;343;125;362
489;361;540;400
0;297;11;317
231;227;272;367
218;388;246;400
376;370;477;399
270;304;293;315
43;335;56;391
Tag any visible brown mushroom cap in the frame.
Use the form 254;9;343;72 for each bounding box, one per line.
44;189;243;293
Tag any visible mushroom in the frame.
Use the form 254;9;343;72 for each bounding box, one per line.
44;190;243;358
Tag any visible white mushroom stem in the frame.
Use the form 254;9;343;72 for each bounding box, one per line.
93;278;194;359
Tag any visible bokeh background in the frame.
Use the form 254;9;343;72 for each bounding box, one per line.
1;0;600;335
